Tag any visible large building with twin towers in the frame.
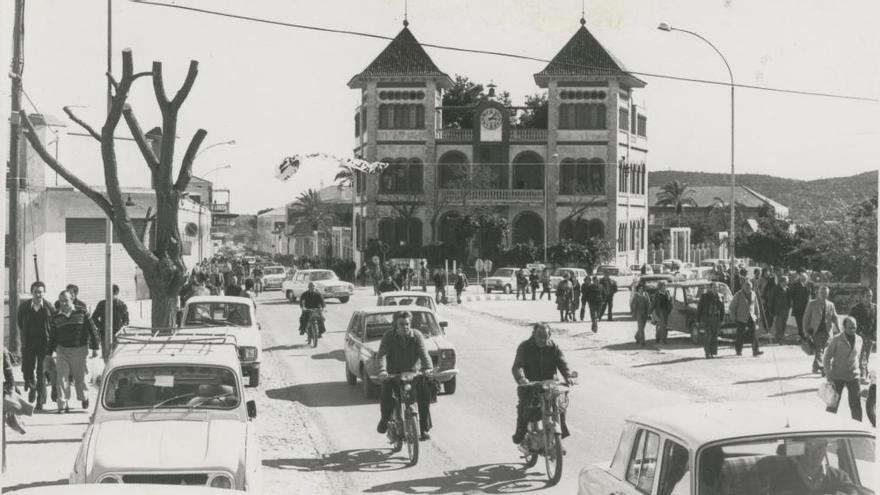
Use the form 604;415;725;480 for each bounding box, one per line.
348;17;649;267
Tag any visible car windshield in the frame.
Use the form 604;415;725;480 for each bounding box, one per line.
363;312;442;341
381;296;436;311
309;271;336;281
103;365;240;410
698;435;874;495
598;267;620;276
493;268;516;277
263;267;285;275
695;284;733;302
184;302;252;327
640;277;671;290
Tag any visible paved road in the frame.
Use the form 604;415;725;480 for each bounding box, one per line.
254;288;835;494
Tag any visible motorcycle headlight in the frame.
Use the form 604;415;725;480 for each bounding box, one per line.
98;474;121;484
210;473;234;489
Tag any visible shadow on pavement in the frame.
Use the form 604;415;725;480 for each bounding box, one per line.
2;479;68;492
631;356;706;368
257;300;293;306
363;462;552;494
603;336;695;352
7;438;82;445
265;381;372;407
733;373;814;385
768;387;816;398
311;349;345;362
263;344;311;352
263;448;408;473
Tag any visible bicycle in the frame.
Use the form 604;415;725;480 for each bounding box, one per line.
516;371;577;486
303;308;323;348
374;370;456;467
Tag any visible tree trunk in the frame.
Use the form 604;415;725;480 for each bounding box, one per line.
144;263;185;328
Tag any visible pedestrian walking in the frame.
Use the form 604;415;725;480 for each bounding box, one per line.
698;282;725;358
454;268;468;304
804;285;840;375
630;284;651;346
599;273;618;321
17;281;55;410
529;269;539;301
378;274;400;294
585;276;603;332
54;284;89;313
823;316;863;421
92;284;130;344
370;262;383;296
849;289;876;381
49;290;100;413
767;276;791;344
729;280;764;357
569;277;581;322
539;269;551;301
556;275;573;323
419;262;429;292
252;264;264;295
516;269;528;301
652;280;672;344
225;275;243;297
789;272;811;341
433;269;447;304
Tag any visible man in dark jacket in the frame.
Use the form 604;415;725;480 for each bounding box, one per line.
529;269;540;301
516;269;528;301
652;281;673;344
298;282;326;336
599;273;618;321
17;281;55;409
511;323;572;444
583;276;603;333
850;289;876;380
788;272;811;341
378;274;400;294
92;284;130;345
697;282;725;358
767;276;791;344
49;290;100;412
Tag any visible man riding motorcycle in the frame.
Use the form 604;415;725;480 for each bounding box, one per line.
511;322;572;444
376;310;436;441
298;282;326;336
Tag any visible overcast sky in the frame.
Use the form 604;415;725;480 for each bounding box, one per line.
1;0;878;214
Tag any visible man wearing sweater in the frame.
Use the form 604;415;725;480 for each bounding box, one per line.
48;290;100;413
823;316;863;421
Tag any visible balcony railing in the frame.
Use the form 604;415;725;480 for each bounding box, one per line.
510;128;547;141
439;188;544;204
209;202;230;214
435;128;472;141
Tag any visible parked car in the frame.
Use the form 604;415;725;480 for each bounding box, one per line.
577;402;874;495
630;264;653;275
14;486;247;495
666;280;736;344
548;267;589;290
631;274;677;298
594;264;637;290
343;307;457;395
480;267;520;294
283;269;354;303
259;265;287;291
70;334;261;490
179;295;262;387
376;291;439;315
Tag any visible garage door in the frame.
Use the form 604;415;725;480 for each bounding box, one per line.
65;243;139;309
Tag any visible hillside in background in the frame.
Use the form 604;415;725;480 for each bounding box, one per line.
648;170;878;220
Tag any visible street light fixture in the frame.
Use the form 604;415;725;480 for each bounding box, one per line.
658;22;737;288
202;164;232;178
195;139;236;159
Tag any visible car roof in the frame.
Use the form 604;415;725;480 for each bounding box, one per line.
12;485;247;495
356;306;435;316
640;274;675;280
108;340;241;370
628;402;874;446
379;291;435;298
185;295;255;306
295;269;334;273
670;280;716;287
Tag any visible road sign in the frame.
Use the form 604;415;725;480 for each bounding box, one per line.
475;258;484;272
484;260;493;273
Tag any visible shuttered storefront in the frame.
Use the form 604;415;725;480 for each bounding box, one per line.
65;219;143;308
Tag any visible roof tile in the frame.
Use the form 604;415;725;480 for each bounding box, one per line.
349;27;448;87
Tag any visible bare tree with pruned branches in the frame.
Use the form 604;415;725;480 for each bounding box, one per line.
20;49;207;327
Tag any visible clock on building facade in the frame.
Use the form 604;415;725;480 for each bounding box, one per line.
480;108;503;130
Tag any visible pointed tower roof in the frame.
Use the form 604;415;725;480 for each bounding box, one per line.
534;20;645;88
348;26;452;88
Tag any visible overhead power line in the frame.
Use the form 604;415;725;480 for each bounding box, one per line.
129;0;878;102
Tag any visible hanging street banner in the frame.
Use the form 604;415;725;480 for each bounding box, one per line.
275;153;389;182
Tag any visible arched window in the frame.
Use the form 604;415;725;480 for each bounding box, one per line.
379;217;424;247
378;103;425;129
559;218;590;242
560;158;597;194
379;157;424;193
588;219;604;239
588;159;604;194
439;151;468;188
512;211;544;245
512;151;544;190
438;211;461;243
558;103;606;129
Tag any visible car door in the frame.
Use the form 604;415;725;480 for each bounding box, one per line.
668;287;687;332
343;313;362;374
625;428;662;494
656;439;690;495
293;272;308;297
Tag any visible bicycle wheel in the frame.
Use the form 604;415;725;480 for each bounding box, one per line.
544;432;563;485
404;411;420;466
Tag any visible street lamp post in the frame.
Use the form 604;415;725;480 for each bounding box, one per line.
658;23;736;287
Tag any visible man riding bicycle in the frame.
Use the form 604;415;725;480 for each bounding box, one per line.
511;323;572;444
376;310;435;441
252;265;264;294
298;282;326;336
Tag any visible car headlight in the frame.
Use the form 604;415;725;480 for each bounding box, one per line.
239;346;257;360
98;474;121;484
210;473;234;489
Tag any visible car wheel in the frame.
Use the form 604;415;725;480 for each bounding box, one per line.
338;296;350;303
444;376;457;395
249;371;260;388
286;290;296;303
361;366;376;399
345;364;357;386
689;320;703;345
503;285;511;294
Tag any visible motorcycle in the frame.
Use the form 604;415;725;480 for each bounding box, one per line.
303;308;323;348
374;369;457;466
517;371;577;485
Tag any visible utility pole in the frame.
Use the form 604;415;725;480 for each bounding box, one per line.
103;0;114;359
4;0;26;472
7;0;26;357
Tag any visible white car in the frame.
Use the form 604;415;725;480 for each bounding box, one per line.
259;265;287;291
594;264;637;290
179;295;262;387
376;291;439;315
70;334;261;491
283;269;354;304
480;267;521;294
548;267;589;290
578;402;874;495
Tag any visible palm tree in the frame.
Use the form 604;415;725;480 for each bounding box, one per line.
656;180;698;226
293;188;335;257
334;165;354;191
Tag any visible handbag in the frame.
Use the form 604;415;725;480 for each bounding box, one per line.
818;381;839;407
